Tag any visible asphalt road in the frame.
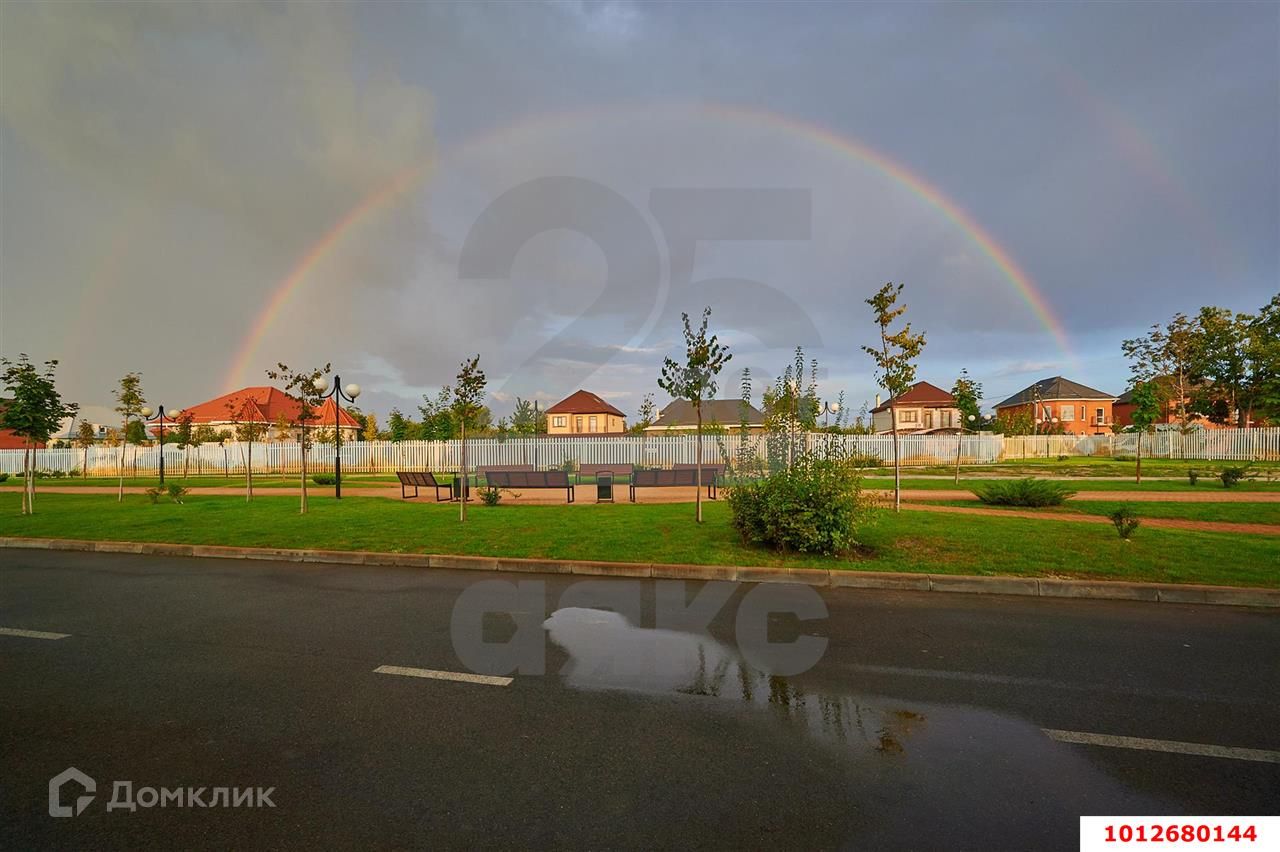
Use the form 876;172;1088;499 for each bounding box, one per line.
2;549;1277;850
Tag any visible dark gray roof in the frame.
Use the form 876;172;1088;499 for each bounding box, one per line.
995;376;1115;409
651;399;765;428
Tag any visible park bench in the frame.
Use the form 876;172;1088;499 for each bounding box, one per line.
395;471;451;501
576;463;634;484
482;469;575;503
629;467;721;502
478;465;535;482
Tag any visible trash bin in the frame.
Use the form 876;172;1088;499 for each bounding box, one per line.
596;471;614;503
451;476;470;502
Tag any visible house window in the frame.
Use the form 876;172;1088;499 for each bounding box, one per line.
899;409;918;424
589;416;598;433
575;416;584;432
553;416;566;428
1060;405;1074;422
1095;408;1105;425
942;410;952;428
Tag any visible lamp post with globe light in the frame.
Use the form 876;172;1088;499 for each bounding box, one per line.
953;412;980;483
821;400;841;429
140;405;180;485
312;376;360;499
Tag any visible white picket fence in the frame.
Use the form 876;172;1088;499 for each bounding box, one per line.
3;428;1277;477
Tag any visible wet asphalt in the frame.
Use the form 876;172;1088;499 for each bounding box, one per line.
1;548;1277;851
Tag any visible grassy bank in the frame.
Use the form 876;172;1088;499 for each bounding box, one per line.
2;493;1276;588
923;499;1280;526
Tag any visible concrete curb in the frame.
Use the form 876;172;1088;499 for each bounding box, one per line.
2;536;1277;609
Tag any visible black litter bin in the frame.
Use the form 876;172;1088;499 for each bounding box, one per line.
595;471;614;503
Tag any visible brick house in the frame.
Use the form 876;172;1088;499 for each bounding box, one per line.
545;390;627;435
178;386;361;440
870;381;964;433
994;376;1116;435
645;399;767;434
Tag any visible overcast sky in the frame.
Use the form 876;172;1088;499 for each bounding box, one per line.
2;1;1276;425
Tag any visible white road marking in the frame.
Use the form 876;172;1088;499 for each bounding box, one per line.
0;626;71;640
373;665;512;687
1044;729;1280;764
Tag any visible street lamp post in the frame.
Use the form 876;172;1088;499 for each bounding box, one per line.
954;413;978;484
821;401;841;429
140;405;180;486
312;375;361;499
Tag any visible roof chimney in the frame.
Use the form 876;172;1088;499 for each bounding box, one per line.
875;393;881;407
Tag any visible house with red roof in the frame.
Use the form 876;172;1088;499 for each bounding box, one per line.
174;386;361;440
994;376;1116;435
545;390;626;434
870;381;963;434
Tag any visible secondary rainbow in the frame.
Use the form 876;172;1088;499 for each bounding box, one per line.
223;102;1074;389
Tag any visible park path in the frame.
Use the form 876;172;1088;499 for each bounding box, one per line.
894;502;1280;536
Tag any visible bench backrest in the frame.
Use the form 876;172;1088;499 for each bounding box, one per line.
673;463;726;476
396;471;438;487
479;465;535;476
578;463;634;476
484;470;571;488
632;467;720;487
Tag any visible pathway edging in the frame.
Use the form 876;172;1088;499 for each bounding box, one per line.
2;536;1276;608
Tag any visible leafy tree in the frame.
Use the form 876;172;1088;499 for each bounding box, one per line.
266;362;330;514
193;424;220;477
225;395;266;501
419;390;455;441
658;307;731;524
387;407;412;443
448;355;487;522
362;411;380;442
1249;294;1280;424
1128;380;1163;484
862;282;926;512
75;420;97;478
950;369;983;483
272;413;292;478
113;372;146;502
1122;312;1203;434
1193;306;1264;427
0;355;79;514
993;409;1035;436
511;397;547;435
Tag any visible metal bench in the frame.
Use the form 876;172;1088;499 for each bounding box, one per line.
629;467;720;502
395;471;451;501
576;463;634;484
478;465;535;479
482;469;575;503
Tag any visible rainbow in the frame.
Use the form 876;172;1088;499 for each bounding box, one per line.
223;102;1075;389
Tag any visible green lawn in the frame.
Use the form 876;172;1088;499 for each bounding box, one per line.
878;456;1280;480
2;493;1277;589
922;499;1280;526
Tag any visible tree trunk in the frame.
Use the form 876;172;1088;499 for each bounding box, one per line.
695;404;703;524
246;437;254;502
21;443;31;515
459;424;467;522
299;427;308;514
83;445;89;479
223;445;229;478
954;431;963;485
1135;430;1142;485
28;443;36;512
890;407;901;512
118;423;127;502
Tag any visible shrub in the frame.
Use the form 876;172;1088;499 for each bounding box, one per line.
0;473;7;483
145;487;162;504
971;478;1076;507
1108;506;1140;540
166;483;188;504
726;452;874;555
1219;465;1250;488
1187;469;1199;486
312;474;336;485
480;485;502;507
1056;454;1069;462
848;452;882;468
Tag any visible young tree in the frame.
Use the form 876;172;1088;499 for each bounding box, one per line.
266;362;330;514
272;412;292;478
658;307;731;524
1122;312;1203;437
1194;306;1262;428
862;283;926;512
225;395;264;502
419;390;456;442
172;412;194;478
511;397;545;436
75;420;97;478
628;393;657;435
113;372;146;502
1248;294;1280;424
1128;380;1163;484
387;407;411;443
0;355;79;514
449;355;487;522
951;368;983;484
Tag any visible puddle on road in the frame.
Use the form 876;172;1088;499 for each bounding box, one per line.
544;606;1173;846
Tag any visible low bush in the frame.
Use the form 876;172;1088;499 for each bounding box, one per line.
1187;469;1199;486
971;478;1076;507
847;452;882;468
0;473;7;483
1056;454;1069;462
480;486;502;507
1108;505;1140;540
1219;465;1250;489
166;483;188;504
312;474;336;485
726;452;875;555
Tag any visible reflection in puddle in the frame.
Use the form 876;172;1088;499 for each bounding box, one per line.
544;607;923;753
